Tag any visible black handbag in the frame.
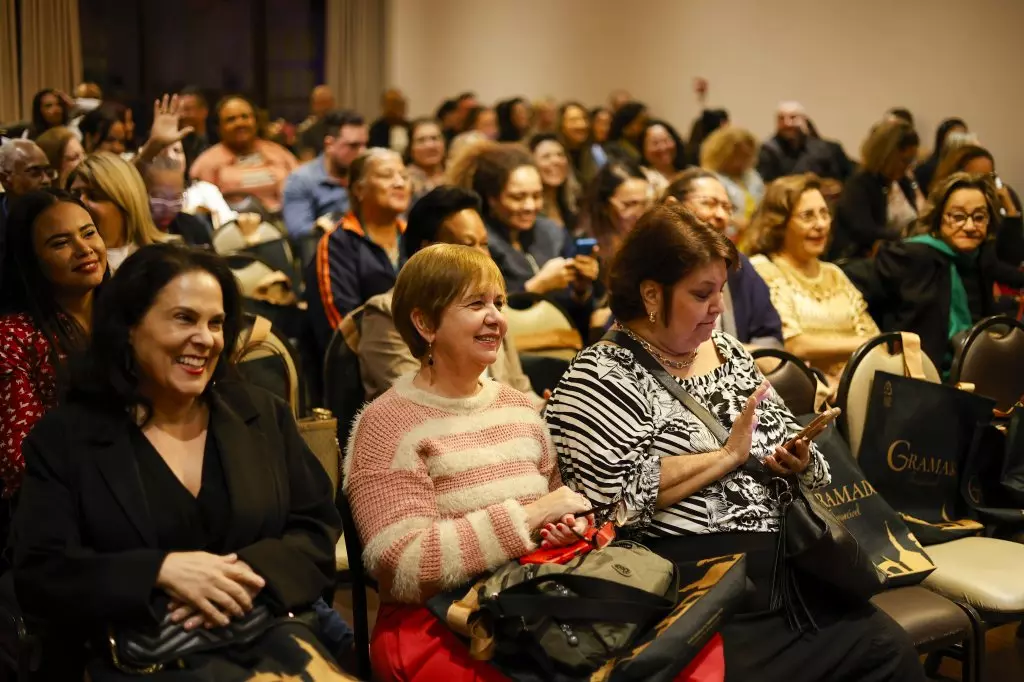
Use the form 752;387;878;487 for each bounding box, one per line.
605;330;884;629
109;602;317;674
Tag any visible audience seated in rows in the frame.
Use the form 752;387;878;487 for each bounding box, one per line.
0;139;56;287
282;110;368;237
556;101;607;186
846;172;1024;372
0;189;107;499
359;186;541;407
830;120;923;260
68;152;173;271
528;133;579;232
34;126;86;189
447;141;600;333
662;169;784;350
699;126;765;246
12;243;345;679
404;118;447;201
190;95;299;213
307;149;411;356
544;205;925;682
345;243;588;681
368;88;410;154
749;174;878;384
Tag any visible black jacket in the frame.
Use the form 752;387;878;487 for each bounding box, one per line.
757;135;845;183
842;241;1007;369
368;118;411;150
830;171;916;260
13;381;341;634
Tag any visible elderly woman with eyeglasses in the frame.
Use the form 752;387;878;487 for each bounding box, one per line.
845;172;1024;372
749;174;878;385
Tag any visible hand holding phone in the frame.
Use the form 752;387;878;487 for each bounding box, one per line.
765;407;840;476
781;407;841;450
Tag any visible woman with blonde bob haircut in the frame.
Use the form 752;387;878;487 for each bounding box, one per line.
749;174;879;385
831;120;923;259
346;243;593;682
68;152;173;271
700;126;765;236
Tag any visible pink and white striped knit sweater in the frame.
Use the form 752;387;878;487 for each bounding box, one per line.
343;373;560;603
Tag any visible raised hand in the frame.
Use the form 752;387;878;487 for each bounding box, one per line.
722;381;770;468
150;94;194;148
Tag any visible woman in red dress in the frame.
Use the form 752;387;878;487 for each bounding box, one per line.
0;188;108;498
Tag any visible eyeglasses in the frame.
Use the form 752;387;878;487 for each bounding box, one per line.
689;195;734;214
23;165;58;181
944;211;989;230
794;208;831;225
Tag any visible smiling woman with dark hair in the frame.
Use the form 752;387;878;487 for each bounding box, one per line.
28;89;70;139
0;188;107;498
12;242;344;680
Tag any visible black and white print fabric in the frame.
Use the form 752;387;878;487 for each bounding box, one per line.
545;330;830;537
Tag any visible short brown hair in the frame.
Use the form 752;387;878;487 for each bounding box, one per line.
393;243;506;358
749;174;822;255
34;126;76;171
608;205;738;324
444;141;534;221
910;171;1000;238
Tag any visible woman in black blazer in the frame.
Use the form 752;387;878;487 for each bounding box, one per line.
12;243;346;680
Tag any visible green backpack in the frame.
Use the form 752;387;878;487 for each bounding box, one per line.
447;541;678;675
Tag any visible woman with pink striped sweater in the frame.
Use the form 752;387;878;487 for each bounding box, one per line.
344;243;593;681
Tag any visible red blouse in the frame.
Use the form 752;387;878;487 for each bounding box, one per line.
0;313;61;498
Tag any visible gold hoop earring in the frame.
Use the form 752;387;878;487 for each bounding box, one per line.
648;310;657;324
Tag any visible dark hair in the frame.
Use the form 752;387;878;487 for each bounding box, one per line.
887;107;915;126
322;109;365;137
641;119;686;172
404;118;445;165
2;188;107;392
214;94;256;121
179;85;208;109
457;92;476;103
446;141;535;223
70;243;242;420
608;205;738;324
79;103;126;152
528;133;579;231
684;109;729;166
912;172;1000;239
609;102;647;142
402;185;482;261
436;100;458;120
30;89;69;135
661;167;720;204
464;106;487;131
496;98;527;142
931;118;967;156
580;158;646;242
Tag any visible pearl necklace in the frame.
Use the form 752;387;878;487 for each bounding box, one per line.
615;324;698;369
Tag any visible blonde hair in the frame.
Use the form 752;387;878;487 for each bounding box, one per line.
700;127;759;173
393;243;506;358
71;152;168;247
860;120;919;175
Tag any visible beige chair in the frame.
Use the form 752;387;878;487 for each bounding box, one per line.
838;331;1024;673
212;216;286;254
503;293;582;362
235;314;303;416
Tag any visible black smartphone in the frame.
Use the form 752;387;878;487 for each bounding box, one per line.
575;237;598;256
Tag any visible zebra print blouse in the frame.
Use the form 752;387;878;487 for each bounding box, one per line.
544;330;830;537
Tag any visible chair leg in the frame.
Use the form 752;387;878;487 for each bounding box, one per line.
352;584;372;681
956;603;986;682
923;652;942;679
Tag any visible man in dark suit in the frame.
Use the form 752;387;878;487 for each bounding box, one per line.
0;139;55;290
367;88;410;154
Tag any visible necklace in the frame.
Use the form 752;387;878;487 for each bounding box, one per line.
615;324;698;369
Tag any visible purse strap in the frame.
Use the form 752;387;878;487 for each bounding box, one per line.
602;329;768;477
489;573;676;624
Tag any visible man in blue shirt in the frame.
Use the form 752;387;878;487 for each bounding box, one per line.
282;110;368;237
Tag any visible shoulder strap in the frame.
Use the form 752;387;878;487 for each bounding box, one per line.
603;329;729;444
490;573;675;624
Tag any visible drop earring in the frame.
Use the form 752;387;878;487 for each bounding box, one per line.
427;342;434;367
648;310;657;324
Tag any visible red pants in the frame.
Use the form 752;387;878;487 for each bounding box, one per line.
370;604;725;682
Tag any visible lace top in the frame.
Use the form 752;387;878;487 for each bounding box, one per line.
545;331;830;538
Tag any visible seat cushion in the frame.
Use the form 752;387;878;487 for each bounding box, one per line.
871;586;971;650
922;536;1024;613
336;536;350;572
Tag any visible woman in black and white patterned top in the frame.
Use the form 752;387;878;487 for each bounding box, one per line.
545;205;924;682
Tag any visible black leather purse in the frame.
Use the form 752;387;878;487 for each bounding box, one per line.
605;331;884;629
109;603;317;674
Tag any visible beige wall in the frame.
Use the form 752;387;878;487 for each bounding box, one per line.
386;0;1024;188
